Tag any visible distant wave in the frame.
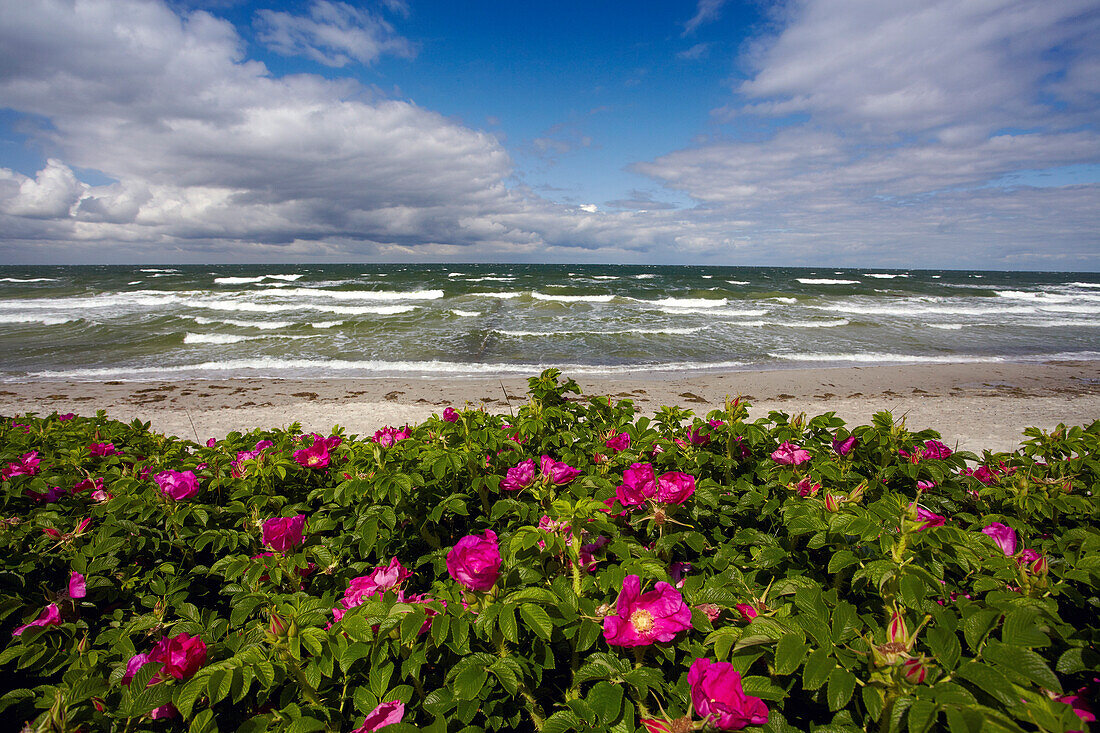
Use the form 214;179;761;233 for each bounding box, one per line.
1069;282;1100;289
767;297;798;304
198;300;415;316
648;297;727;308
727;280;750;285
797;278;861;285
770;352;1005;364
192;316;294;330
214;274;301;284
0;277;59;283
531;292;616;303
140;268;179;273
465;276;516;282
0;314;78;325
468;291;522;299
495;327;704;337
311;321;343;328
863;273;907;279
254;287;444;300
183;332;319;344
928;323;966;330
633;274;656;279
451;310;481;317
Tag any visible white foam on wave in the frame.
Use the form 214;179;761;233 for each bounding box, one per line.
311;320;343;329
928;323;966;330
814;301;1040;317
768;297;798;304
128;281;142;285
140;268;178;273
448;272;466;278
591;275;619;280
864;274;901;279
797;278;860;285
1069;282;1100;289
531;292;616;303
192;316;293;330
648;297;727;308
702;275;713;279
0;314;78;325
770;352;1005;364
931;275;942;279
451;310;481;317
633;274;656;279
267;274;302;281
214;276;265;284
782;319;850;328
199;300;415;316
466;276;516;282
0;292;187;311
0;277;59;283
183;332;319;345
496;326;704;337
727;280;750;286
254;287;444;301
995;290;1079;302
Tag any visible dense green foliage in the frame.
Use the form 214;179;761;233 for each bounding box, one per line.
2;369;1098;732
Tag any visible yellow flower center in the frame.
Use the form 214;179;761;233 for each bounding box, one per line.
630;609;655;634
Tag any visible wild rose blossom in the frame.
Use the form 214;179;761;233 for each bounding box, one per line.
72;477;103;494
602;575;692;647
58;413;75;421
152;633;208;679
293;438;330;469
616;463;657;506
916;480;937;491
343;558;411;608
262;515;306;553
688;658;769;730
87;442;120;457
446;530;501;591
372;426;411;447
500;458;537;492
913;506;946;531
736;603;758;622
68;571;86;599
206;438;217;447
12;603;61;636
656;472;696;504
686;426;711;446
669;562;691;588
2;451;41;478
26;486;66;503
352;700;404;732
155;470;200;501
442;407;459;422
832;435;857;456
982;522;1017;556
794;478;821;497
540;455;581;484
698;603;722;622
605;432;631;452
771;442;811;465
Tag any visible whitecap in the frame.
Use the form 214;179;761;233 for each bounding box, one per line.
648;297;727;308
863;274;899;279
183;332;318;344
633;274;656;279
531;292;616;303
1069;282;1100;289
311;321;343;328
254;287;443;301
140;268;178;273
0;277;59;283
797;278;860;285
266;274;302;281
495;327;704;337
0;314;78;325
468;291;522;299
769;352;1004;364
768;297;798;304
448;272;466;278
451;310;481;317
214;276;265;284
192;316;293;330
726;280;750;285
928;324;966;330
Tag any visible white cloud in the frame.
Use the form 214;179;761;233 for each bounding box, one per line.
255;0;414;67
682;0;727;36
0;159;84;218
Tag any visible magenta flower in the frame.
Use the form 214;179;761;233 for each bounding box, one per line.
735;603;758;622
91;489;111;503
352;700;405;732
87;442;120;457
605;432;631;452
343;558;411;608
442;407;459;422
122;652;152;685
708;419;725;429
832;435;857;456
59;413;75;421
3;451;41;478
500;458;537;492
206;438;217;447
446;530;501;592
688;658;770;730
12;603;61;636
656;472;696;504
372;426;411;446
255;439;276;452
616;463;657;506
794;478;821;497
913;506;946;531
68;571;86;599
771;442;811;465
686;426;711;446
916;480;937;491
262;515;306;553
921;440;953;460
150;633;208;679
293;439;330;469
26;485;66;503
1055;689;1096;726
982;522;1017;556
602;575;692;647
669;562;691;587
540;455;581;484
72;477;103;494
155;470;200;501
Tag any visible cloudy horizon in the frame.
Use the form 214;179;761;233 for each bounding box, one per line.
0;0;1097;268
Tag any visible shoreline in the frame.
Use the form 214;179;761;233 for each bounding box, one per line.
2;360;1098;455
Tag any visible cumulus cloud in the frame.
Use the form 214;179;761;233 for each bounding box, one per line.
255;0;415;67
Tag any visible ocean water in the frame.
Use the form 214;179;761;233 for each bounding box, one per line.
0;264;1098;381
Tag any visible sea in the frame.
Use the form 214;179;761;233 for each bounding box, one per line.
0;264;1098;382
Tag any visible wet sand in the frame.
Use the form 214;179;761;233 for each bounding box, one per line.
2;360;1098;454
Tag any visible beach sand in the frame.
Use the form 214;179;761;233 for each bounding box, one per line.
2;360;1098;454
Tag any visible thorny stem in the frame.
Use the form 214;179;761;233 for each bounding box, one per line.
281;650;322;706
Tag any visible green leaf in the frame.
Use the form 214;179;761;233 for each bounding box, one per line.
452;662;488;701
826;667;856;711
926;626;962;670
519;603;553;641
943;707;984;733
498;604;518;644
586;681;623;721
956;661;1019;707
982;640;1061;692
284;718;325;733
907;700;938;733
773;633;809;676
189;709;217;733
802;647;834;691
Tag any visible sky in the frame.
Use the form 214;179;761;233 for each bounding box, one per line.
0;0;1098;268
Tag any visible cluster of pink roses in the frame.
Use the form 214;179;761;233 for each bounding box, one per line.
2;451;40;479
372;426;411;447
123;632;208;719
499;455;581;492
614;463;696;507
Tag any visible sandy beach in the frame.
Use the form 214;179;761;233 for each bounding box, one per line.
2;360;1098;455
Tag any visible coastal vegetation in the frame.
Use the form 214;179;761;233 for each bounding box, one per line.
1;370;1097;732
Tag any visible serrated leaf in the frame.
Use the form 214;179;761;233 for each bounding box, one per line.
586;681;623;721
926;626;961;670
519;603;553;641
956;661;1019;707
802;647;833;691
827;667;856;711
983;640;1061;692
773;633;808;675
907;699;938;733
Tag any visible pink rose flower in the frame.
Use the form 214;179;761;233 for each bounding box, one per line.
206;438;217;447
540;455;580;485
794;478;821;497
1055;689;1096;725
832;435;857;456
602;575;692;647
122;652;152;685
688;658;770;730
913;506;946;531
87;443;120;457
686;426;711;446
442;407;459;422
12;603;62;636
3;451;41;478
616;463;657;506
72;477;103;494
262;515;306;553
149;704;178;719
921;440;953;460
669;562;691;588
293;439;330;469
255;439;276;452
500;458;537;492
59;413;75;421
446;530;501;592
982;522;1017;556
150;633;207;679
353;700;404;732
91;489;112;503
735;603;758;622
26;485;66;503
771;442;811;465
656;472;695;504
155;470;200;501
916;479;937;491
605;432;631;452
372;426;411;447
68;571;86;599
343;558;411;607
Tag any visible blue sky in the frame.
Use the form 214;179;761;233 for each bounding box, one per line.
0;0;1097;267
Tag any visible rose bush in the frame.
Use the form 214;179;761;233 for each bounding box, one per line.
0;369;1097;733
